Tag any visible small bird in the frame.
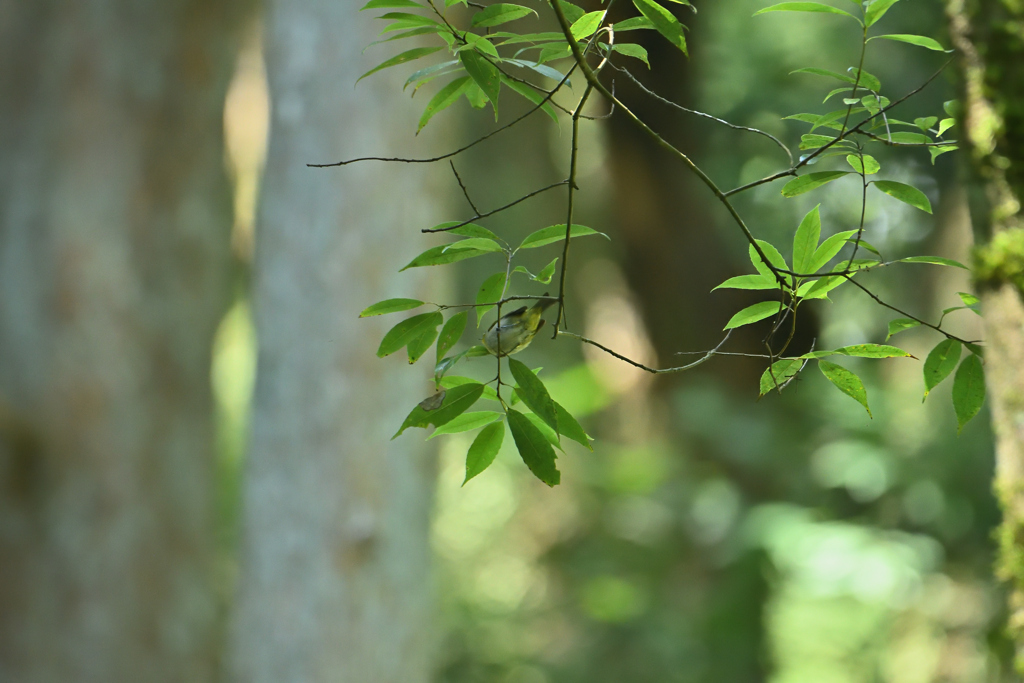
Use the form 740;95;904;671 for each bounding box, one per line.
482;295;557;357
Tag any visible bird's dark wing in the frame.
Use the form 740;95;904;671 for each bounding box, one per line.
500;306;527;322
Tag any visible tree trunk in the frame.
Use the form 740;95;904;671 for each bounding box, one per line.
0;1;246;681
947;0;1024;667
226;2;440;681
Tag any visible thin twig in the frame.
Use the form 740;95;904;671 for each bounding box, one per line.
450;161;480;214
843;276;974;345
560;330;735;374
423;180;569;233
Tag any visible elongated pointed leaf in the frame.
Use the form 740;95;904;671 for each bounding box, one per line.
447;223;501;240
360;298;425;317
401;243;496;270
518;224;608;250
724;301;785;330
377;311;443;357
614;16;656;31
555;400;592;450
507;408;560;486
442;237;504;254
803;343;911;359
809;230;858;272
782;171;850;197
793;205;822;273
428;410;503;439
407;326;439;364
899;255;967;269
612;43;651;68
463;421;506;483
521;411;563;451
760;358;804;395
632;0;688;55
436;311;468;362
873;180;932;213
819;360;871;416
755;2;857;20
792;67;857;85
476;272;507;327
799;274;846;299
749;240;789;280
865;0;900;26
438;375;500;402
471;3;537;27
394;382;485;437
498;75;558;124
362;0;422;9
460;50;501;115
508;358;558;435
418;76;471;132
923;338;961;399
571;10;607;40
358;46;442;83
534;258;558;284
713;274;779;291
952;354;985;432
886;318;921;339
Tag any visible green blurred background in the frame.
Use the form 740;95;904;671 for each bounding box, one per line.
207;0;1006;681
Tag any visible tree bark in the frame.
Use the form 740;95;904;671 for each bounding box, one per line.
226;2;440;681
947;0;1024;667
0;1;247;681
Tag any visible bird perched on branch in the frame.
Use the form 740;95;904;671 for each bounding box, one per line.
482;295;557;357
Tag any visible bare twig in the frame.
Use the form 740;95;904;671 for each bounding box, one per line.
560;330;736;374
450;161;480;214
423;180;569;233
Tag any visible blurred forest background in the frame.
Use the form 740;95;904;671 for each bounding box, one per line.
0;0;1011;682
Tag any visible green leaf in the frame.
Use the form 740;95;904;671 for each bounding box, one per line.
436;311;468;362
791;67;857;85
476;272;507;327
377;311;443;358
848;68;881;92
803;343;912;359
846;154;880;174
782;171;850;197
518;224;608;250
534;258;559;284
360;298;425;317
886;318;921;340
418;76;470;132
873;33;946;51
632;0;688;55
801;133;842;150
914;116;938;131
879;131;933;145
471;3;537;27
466;345;490;357
448;223;501;240
407;326;439;364
754;2;857;19
958;291;982;315
930;144;957;164
749;240;789;280
952;354;985;432
923;338;961;399
799;274;846;299
405;60;459;90
508;358;559;435
872;180;932;213
724;301;785;330
428;410;503;439
555;400;592;450
937;118;955;136
394;382;485;437
460;50;501;116
571;10;607;40
614;16;656;31
760;358;804;395
438;375;499;402
819;360;871;416
809;230;859;272
357;46;442;83
377;12;440;32
557;0;587;24
400;243;496;270
899;255;968;269
612;43;651;68
793;205;822;273
463;421;506;483
442;237;504;254
522;411;563;451
362;0;422;9
499;75;559;124
865;0;900;26
507;408;560;486
713;274;779;291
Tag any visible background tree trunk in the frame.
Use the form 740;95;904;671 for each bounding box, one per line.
0;1;247;681
947;0;1024;667
226;2;441;681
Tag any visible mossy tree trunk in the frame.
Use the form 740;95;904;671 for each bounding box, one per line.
947;0;1024;666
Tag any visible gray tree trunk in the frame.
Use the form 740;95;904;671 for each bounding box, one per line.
0;1;246;681
227;2;440;681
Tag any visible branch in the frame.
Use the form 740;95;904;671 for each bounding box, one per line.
559;329;738;374
422;180;569;233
